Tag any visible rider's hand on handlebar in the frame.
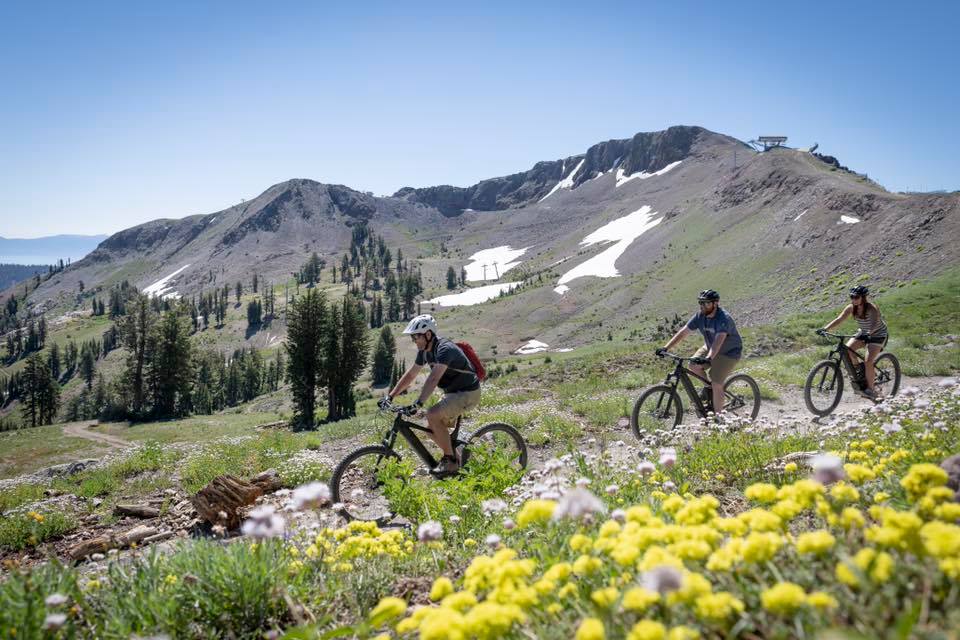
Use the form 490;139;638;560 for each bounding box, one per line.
400;400;423;416
378;396;392;410
655;347;667;358
815;328;827;337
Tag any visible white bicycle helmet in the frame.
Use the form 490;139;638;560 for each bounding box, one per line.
402;314;438;336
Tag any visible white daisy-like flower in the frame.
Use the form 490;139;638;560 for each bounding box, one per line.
449;515;461;524
503;518;516;530
42;613;67;631
551;488;606;521
485;534;502;548
641;566;683;594
45;593;68;608
290;482;331;511
575;477;591;488
241;505;286;540
658;447;677;468
610;509;626;523
808;454;845;485
605;484;619;496
882;421;903;434
417;520;443;542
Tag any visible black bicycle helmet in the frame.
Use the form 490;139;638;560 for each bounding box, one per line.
698;289;720;302
849;285;869;297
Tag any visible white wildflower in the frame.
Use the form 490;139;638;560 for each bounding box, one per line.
641;566;683;595
45;593;68;608
809;454;845;485
42;613;67;631
417;520;443;542
481;499;508;515
551;488;606;522
241;505;286;540
485;534;502;548
290;482;331;510
659;447;677;468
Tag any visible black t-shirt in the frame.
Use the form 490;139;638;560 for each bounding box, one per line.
415;337;480;393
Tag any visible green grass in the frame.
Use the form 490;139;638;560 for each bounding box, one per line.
94;412;284;445
0;423;110;478
0;509;77;551
0;482;47;515
52;442;171;499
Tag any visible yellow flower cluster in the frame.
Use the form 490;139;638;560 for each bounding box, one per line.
305;520;412;569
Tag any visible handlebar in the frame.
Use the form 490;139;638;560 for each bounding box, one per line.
378;399;420;416
655;350;706;363
815;330;862;340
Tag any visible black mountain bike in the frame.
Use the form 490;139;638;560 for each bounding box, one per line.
803;330;901;416
330;402;528;525
630;351;761;438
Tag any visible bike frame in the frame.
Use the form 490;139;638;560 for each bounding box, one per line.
660;356;715;418
822;332;868;385
378;412;464;471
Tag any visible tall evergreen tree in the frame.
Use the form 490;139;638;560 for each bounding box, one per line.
121;294;155;417
371;325;396;386
148;309;193;417
285;288;328;429
80;348;96;390
328;295;369;420
446;266;458;290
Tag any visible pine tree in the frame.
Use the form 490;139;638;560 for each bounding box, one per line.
80;348;96;390
460;266;467;285
48;342;61;380
148;309;193;417
235;281;243;303
252;273;259;293
121;294;155;417
21;353;60;427
371;325;396;386
328;295;369;420
285;288;328;429
446;266;458;290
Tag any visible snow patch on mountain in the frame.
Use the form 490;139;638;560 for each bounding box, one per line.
426;282;521;307
557;206;663;286
615;160;682;188
539;159;586;202
515;340;549;355
143;265;190;300
464;246;529;281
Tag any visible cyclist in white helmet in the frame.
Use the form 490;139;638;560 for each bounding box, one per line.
383;314;481;478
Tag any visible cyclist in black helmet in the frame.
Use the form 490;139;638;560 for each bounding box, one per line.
658;290;743;415
819;285;889;399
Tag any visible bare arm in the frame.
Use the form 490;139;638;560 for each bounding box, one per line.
388;364;423;399
707;333;727;360
663;326;691;351
823;305;852;331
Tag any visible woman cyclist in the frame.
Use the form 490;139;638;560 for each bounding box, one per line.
819;285;889;399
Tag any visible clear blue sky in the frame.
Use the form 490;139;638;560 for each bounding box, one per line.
1;0;957;238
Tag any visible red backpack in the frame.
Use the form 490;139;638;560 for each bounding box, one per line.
455;341;487;382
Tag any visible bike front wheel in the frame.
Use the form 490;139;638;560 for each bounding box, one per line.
464;423;528;474
874;353;901;398
804;360;843;416
330;445;403;525
723;374;761;419
631;385;683;439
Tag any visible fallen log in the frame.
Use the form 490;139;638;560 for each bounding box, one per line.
190;470;282;530
68;524;158;562
113;504;160;519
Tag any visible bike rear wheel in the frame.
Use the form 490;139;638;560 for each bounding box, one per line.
631;385;683;439
874;353;901;398
464;423;528;474
330;445;403;525
804;360;843;416
723;374;761;419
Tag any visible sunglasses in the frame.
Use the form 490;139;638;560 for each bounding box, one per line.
698;300;715;306
850;295;862;300
410;333;425;342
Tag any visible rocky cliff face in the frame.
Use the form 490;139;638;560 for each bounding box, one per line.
392;126;733;215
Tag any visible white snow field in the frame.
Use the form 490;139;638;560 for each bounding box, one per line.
615;160;682;188
553;284;570;295
557;206;663;289
142;265;190;299
426;282;521;307
515;339;549;355
539;159;586;202
838;215;860;224
464;246;529;281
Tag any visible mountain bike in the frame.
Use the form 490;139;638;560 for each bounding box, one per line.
630;351;761;438
803;330;901;416
330;402;528;525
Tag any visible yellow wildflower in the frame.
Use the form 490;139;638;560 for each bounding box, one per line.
622;587;660;612
627;620;667;640
795;530;836;555
745;483;778;503
807;591;838;610
761;582;807;615
430;577;454;601
694;591;745;622
575;617;606;640
516;499;557;527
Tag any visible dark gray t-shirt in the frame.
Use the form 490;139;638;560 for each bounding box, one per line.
415;338;480;393
686;307;743;358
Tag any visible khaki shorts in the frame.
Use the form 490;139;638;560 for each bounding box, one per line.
428;388;482;427
693;346;739;385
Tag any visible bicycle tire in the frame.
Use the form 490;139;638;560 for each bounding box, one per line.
330;445;402;525
804;360;843;417
874;353;901;398
723;373;761;419
631;385;683;439
466;422;528;472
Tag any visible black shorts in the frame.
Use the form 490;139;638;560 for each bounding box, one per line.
860;335;888;347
